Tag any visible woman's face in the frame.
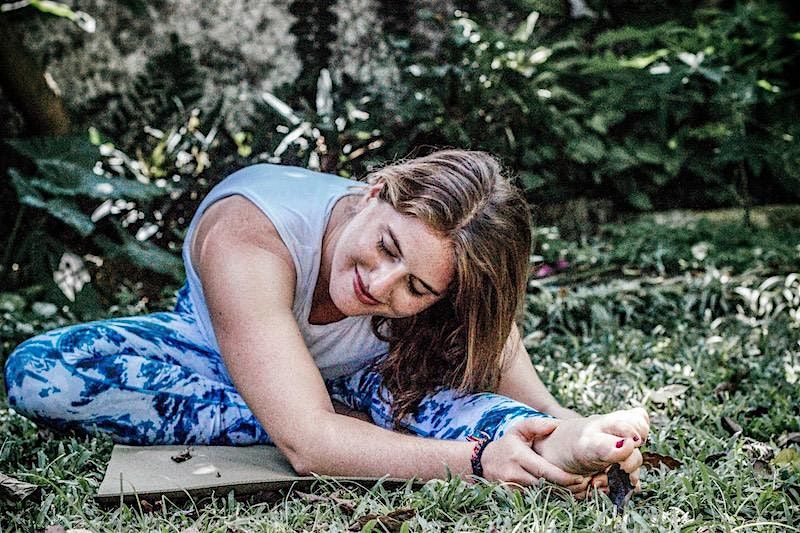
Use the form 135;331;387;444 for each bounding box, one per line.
329;185;455;319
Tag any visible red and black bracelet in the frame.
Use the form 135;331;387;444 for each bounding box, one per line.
467;432;492;478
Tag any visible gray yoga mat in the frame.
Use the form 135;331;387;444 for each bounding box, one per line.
96;444;411;506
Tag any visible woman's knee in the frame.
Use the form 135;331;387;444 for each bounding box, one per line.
54;322;128;366
4;323;117;414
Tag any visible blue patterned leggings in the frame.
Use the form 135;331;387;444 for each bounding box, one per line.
4;285;548;445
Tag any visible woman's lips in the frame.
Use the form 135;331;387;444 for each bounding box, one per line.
353;268;381;305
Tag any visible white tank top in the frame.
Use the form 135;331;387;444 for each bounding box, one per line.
182;164;388;379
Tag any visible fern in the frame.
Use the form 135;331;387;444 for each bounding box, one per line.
108;33;203;146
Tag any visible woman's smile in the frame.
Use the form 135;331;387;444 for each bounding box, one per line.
353;267;381;306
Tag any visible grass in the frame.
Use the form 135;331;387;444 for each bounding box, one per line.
1;208;799;532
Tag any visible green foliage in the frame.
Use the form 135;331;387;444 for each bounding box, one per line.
103;33;204;148
1;0;97;32
366;1;800;210
0;119;222;301
254;70;384;177
1;67;386;300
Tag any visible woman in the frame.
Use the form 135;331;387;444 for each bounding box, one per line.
5;150;648;495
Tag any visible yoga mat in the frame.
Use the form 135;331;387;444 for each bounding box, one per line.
95;444;411;506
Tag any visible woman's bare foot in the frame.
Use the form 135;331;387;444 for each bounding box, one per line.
532;408;649;475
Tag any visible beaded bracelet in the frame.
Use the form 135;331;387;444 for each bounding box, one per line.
467;432;492;478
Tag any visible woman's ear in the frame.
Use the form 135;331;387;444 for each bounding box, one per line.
357;182;384;209
366;181;384;199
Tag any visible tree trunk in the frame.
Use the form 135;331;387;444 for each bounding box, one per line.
0;16;70;136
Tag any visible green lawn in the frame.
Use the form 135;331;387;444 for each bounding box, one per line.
2;209;799;532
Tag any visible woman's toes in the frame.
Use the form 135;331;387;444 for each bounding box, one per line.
593;434;635;464
626;408;651;438
603;419;640;442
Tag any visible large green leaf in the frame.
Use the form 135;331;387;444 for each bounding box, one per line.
40;198;96;237
9;168;96;236
96;227;184;281
5;135;100;168
34;160;164;201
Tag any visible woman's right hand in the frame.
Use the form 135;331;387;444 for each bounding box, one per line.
480;418;591;496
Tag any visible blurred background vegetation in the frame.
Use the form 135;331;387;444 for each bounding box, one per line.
0;0;798;313
3;5;799;529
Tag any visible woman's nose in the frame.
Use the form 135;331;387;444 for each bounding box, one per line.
369;262;406;301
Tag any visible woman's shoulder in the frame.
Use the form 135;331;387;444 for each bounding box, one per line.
222;163;356;193
190;195;294;276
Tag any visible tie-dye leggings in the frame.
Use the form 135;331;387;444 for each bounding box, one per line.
4;285;548;446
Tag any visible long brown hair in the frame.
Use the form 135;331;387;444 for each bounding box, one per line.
367;149;532;424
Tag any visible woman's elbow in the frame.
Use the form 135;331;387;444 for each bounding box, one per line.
277;439;314;475
277;417;336;476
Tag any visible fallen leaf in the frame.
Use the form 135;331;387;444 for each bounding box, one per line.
649;384;688;404
607;464;634;514
350;508;416;532
743;441;774;462
746;405;769;417
137;498;162;513
0;473;40;502
170;448;193;463
296;491;356;514
778;433;800;447
641;451;682;470
703;452;727;466
721;416;743;436
713;369;749;398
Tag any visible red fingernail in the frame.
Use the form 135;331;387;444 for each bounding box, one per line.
616;439;625;448
633;435;640;442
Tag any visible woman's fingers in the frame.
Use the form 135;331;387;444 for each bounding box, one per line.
619;448;643;474
518;449;588;487
591;472;608;489
627;467;642;493
509;417;560;443
565;477;591;497
507;417;589;485
486;423;589;489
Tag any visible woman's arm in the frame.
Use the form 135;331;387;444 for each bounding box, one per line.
496;325;582;419
192;197;586;487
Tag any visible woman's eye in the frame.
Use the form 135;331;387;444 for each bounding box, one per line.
378;237;396;258
378;236;425;298
407;280;425;297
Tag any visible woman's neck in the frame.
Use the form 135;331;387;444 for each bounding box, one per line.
308;194;360;325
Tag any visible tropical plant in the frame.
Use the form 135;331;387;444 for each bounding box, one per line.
366;2;800;212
